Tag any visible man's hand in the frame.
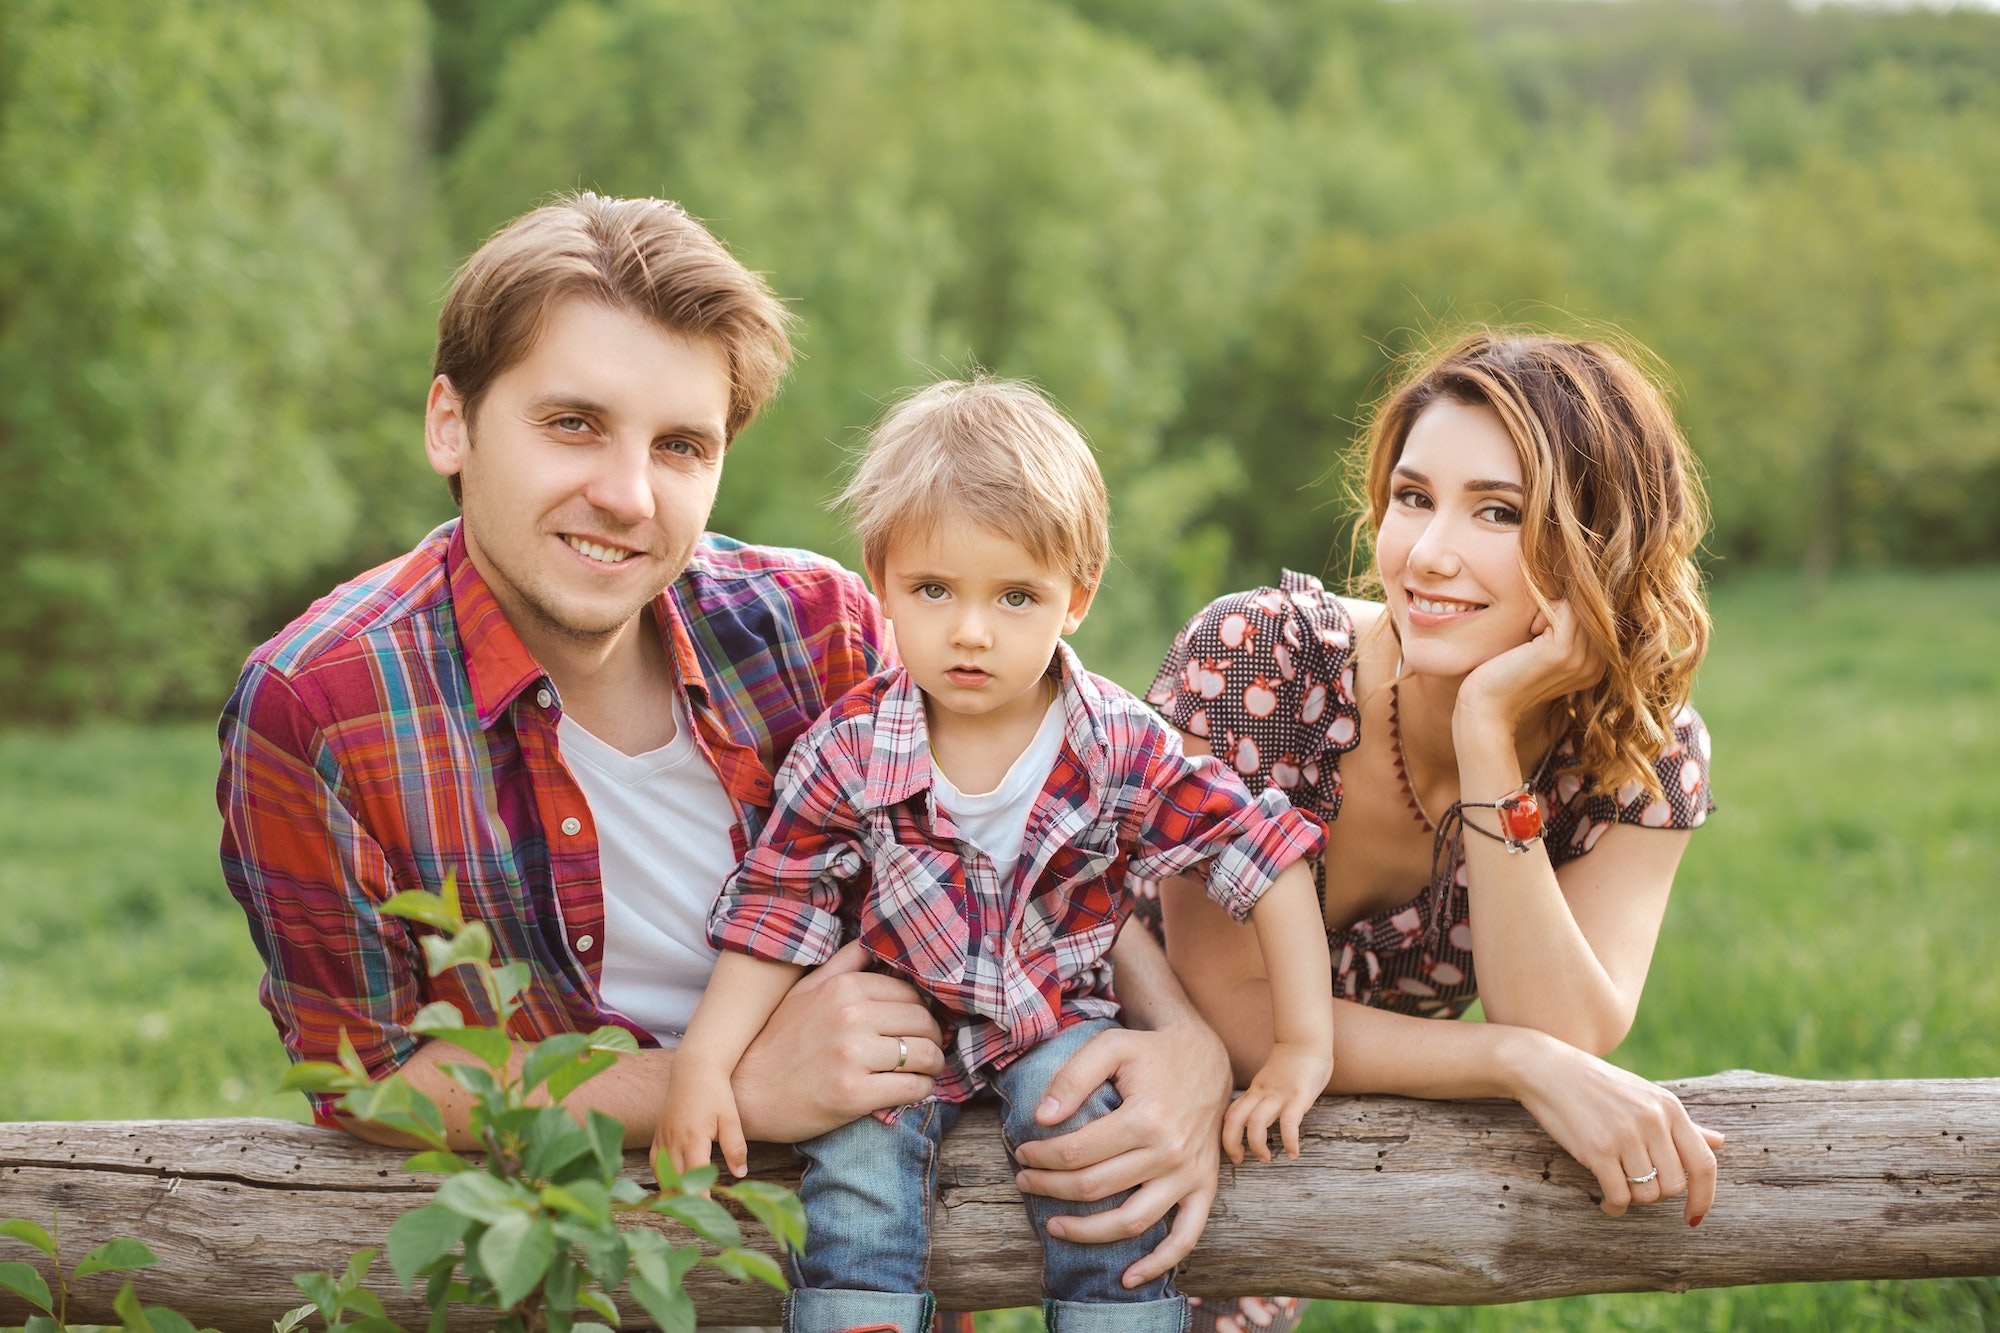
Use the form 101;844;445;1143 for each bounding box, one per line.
732;940;948;1143
1009;1020;1231;1290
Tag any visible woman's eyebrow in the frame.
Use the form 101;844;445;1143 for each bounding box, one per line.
1464;478;1524;494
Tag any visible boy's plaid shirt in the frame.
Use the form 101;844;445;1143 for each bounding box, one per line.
219;520;887;1125
709;641;1326;1107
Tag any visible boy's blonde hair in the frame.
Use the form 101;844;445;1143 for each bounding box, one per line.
841;377;1109;590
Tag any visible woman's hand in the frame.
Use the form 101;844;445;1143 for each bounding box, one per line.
1509;1030;1724;1224
1456;597;1606;733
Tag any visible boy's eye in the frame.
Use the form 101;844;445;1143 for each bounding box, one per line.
1000;590;1035;609
915;583;949;601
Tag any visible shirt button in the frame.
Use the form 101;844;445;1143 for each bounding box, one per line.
576;934;595;952
536;688;554;709
560;816;582;836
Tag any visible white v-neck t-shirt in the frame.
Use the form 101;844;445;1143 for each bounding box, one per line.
929;696;1066;887
558;695;739;1045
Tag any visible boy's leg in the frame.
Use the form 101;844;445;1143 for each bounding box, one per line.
991;1019;1189;1333
785;1101;957;1333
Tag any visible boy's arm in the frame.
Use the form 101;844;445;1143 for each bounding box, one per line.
656;951;806;1178
1219;859;1334;1164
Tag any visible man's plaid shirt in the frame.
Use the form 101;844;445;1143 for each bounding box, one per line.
219;520;887;1125
709;641;1325;1107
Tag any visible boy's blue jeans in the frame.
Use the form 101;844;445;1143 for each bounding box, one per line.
783;1018;1189;1333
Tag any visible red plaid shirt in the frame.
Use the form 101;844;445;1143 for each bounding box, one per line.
708;642;1325;1105
219;520;888;1125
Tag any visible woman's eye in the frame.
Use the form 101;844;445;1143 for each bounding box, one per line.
1393;487;1432;510
1480;503;1523;525
1001;590;1034;609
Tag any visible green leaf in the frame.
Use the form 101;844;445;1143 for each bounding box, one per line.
676;1164;718;1196
572;1324;616;1333
114;1282;158;1333
340;1078;448;1150
585;1025;641;1056
336;1030;372;1082
146;1306;201;1333
521;1109;595;1181
627;1276;695;1333
387;1205;469;1290
476;1213;555;1310
24;1314;61;1333
585;1112;625;1183
650;1194;741;1248
273;1302;318;1333
294;1271;342;1324
422;921;493;977
0;1261;53;1313
74;1236;159;1277
625;1233;698;1294
432;1024;514;1073
490;962;533;1009
340;1318;406;1333
720;1179;807;1255
538;1180;610;1229
545;1051;618;1106
542;1252;580;1313
607;1177;648;1206
442;1061;507;1102
401;1151;473;1176
407;1000;467;1033
379;890;464;932
0;1219;57;1257
546;1309;574;1333
436;1173;532;1225
340;1246;379;1292
574;1289;620;1324
340;1289;388;1320
705;1246;787;1290
519;1034;591;1094
558;1220;626;1290
280;1061;363;1094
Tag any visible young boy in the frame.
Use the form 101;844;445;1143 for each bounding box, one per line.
657;378;1334;1333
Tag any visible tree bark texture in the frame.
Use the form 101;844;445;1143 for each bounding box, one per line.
1;1071;1995;1330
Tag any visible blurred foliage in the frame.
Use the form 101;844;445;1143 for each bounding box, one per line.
3;0;1998;717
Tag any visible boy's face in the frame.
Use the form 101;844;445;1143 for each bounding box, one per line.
876;521;1094;735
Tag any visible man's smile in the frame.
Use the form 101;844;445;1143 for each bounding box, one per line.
563;533;642;566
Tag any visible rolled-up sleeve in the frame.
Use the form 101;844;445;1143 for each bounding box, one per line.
708;718;869;966
1122;733;1326;923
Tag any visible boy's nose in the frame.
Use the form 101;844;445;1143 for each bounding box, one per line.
951;610;993;648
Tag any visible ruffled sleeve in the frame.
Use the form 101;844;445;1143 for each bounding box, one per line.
1145;571;1362;822
1540;704;1716;864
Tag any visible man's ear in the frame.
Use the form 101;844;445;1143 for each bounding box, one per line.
1062;579;1098;635
424;375;470;481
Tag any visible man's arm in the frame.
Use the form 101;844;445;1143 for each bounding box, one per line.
345;940;948;1151
1009;917;1232;1290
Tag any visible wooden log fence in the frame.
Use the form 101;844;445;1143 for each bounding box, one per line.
2;1071;1997;1329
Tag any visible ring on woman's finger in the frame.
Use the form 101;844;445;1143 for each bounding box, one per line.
1626;1167;1659;1186
893;1036;909;1071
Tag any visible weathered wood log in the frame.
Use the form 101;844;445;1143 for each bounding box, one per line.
1;1071;1995;1330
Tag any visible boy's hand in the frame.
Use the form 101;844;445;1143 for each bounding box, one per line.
654;1067;750;1187
1220;1042;1333;1165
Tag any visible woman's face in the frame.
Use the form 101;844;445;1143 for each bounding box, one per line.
1376;399;1542;681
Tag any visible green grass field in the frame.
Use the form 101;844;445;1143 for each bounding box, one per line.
3;568;1997;1327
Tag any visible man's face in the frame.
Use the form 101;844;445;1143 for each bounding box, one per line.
425;298;733;652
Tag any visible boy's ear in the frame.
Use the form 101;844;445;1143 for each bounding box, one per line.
1061;580;1097;635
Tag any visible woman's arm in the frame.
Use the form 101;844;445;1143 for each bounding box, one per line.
1160;874;1721;1224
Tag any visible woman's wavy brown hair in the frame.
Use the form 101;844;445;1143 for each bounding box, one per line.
1358;329;1710;798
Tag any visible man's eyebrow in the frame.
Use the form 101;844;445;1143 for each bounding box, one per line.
526;395;726;447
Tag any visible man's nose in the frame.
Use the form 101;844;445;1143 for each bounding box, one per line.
584;438;656;525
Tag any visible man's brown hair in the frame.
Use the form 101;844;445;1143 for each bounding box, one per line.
434;192;794;501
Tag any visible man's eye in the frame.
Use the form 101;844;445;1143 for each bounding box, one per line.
660;437;699;457
553;415;590;433
1001;590;1034;608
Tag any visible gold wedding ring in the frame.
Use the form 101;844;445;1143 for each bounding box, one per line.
895;1036;909;1071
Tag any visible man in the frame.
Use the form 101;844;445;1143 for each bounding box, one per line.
219;194;1228;1290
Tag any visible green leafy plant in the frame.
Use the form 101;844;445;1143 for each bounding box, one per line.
280;879;803;1333
0;1212;204;1333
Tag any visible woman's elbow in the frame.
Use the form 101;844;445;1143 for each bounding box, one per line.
1485;997;1635;1058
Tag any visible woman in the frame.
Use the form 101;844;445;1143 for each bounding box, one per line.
1144;331;1722;1332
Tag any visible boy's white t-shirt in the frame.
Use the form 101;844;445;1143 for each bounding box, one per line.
557;696;739;1046
929;695;1066;887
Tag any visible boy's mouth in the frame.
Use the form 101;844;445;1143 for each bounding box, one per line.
945;666;992;687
